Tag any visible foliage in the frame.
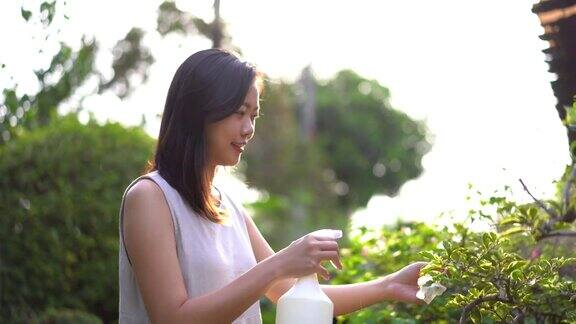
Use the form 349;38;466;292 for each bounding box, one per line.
316;70;430;210
243;81;346;249
2;1;240;146
98;28;155;99
1;38;98;143
31;308;102;324
1;1;156;145
330;176;576;323
156;1;239;52
0;115;154;323
420;187;576;322
244;73;431;249
157;1;213;38
331;222;459;323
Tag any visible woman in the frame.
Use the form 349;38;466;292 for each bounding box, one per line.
119;48;425;323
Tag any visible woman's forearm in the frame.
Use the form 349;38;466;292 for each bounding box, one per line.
172;256;282;324
321;276;390;316
267;275;391;316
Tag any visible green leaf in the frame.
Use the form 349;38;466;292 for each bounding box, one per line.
40;1;56;26
510;269;523;281
470;308;482;323
499;227;526;237
489;232;498;242
506;260;526;272
482;233;492;248
21;7;32;21
499;216;520;226
442;240;453;254
419;250;436;260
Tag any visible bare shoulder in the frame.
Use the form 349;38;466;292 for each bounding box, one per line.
125;178;164;204
124;179;169;217
122;178;187;321
123;178;174;248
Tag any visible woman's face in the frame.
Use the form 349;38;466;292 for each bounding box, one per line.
206;82;260;167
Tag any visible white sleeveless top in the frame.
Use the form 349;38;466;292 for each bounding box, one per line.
118;171;262;323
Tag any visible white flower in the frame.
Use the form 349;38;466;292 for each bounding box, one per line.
416;275;447;304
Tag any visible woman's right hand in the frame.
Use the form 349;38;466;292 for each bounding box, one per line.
272;229;343;280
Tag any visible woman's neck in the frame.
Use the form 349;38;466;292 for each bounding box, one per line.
206;164;217;188
206;165;222;206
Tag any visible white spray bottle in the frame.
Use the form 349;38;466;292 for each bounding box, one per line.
275;229;342;324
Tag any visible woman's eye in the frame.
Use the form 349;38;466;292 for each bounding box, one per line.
236;111;246;116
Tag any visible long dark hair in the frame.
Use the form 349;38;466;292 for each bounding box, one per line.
148;49;259;223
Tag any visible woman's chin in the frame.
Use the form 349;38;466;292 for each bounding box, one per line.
220;157;241;167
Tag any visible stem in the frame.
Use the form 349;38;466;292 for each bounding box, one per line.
518;179;557;218
538;231;576;241
562;164;576;214
511;308;525;324
504;277;513;304
458;295;510;324
459;294;510;324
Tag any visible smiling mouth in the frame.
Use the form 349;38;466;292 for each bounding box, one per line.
231;142;245;152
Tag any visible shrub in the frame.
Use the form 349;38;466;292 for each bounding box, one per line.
31;308;102;324
0;115;154;322
333;184;576;323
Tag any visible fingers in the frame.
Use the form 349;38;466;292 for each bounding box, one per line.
314;240;339;251
317;251;342;270
310;229;342;240
313;235;340;241
288;231;343;279
399;286;424;304
316;265;330;280
313;240;342;269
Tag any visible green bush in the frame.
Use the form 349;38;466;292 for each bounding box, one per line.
0;115;154;323
31;308;103;324
333;184;576;323
332;222;460;323
421;190;576;323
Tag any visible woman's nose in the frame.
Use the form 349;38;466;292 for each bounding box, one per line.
241;119;255;139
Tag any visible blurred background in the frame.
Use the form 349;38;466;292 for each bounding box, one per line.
1;0;574;323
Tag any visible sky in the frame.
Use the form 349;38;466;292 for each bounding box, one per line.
0;0;571;231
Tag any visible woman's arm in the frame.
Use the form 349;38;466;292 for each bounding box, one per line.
321;262;424;315
241;211;297;303
242;211;424;316
123;179;279;323
123;179;341;323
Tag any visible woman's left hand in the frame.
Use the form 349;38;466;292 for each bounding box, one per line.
381;261;427;303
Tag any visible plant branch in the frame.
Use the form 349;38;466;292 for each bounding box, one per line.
562;164;576;213
537;231;576;241
504;277;514;304
459;294;510;324
518;179;557;219
512;308;525;324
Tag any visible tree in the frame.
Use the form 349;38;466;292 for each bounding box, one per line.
243;80;345;249
1;0;235;145
156;0;238;52
316;70;430;210
1;1;155;144
243;70;431;250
